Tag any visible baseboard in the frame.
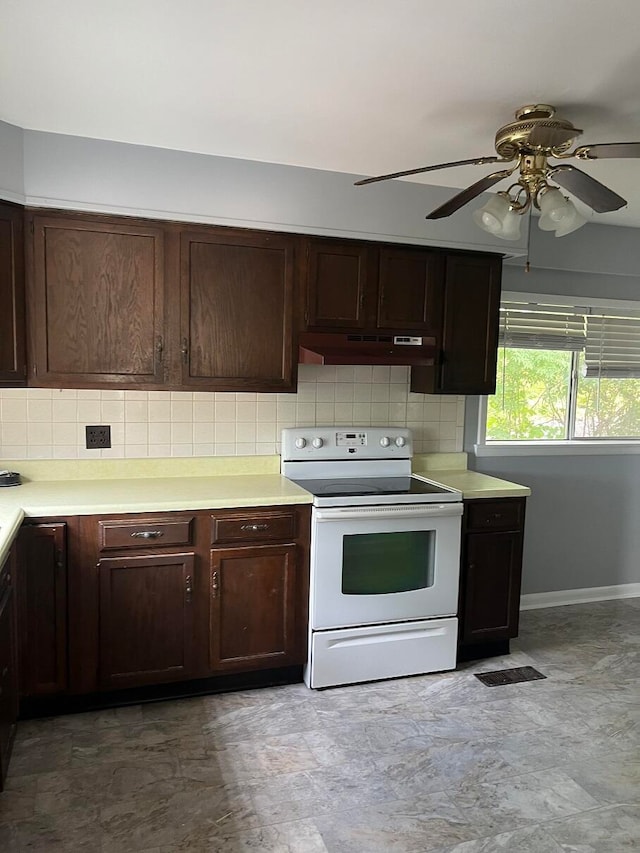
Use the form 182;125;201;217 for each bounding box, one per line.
521;583;640;611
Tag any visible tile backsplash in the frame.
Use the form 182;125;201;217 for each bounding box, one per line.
0;365;464;460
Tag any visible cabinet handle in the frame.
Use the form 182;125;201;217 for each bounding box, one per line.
211;570;219;598
181;338;189;363
240;523;269;532
185;574;193;602
130;530;164;539
156;336;164;362
1;666;7;679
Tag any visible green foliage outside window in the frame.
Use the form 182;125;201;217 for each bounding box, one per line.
487;348;640;441
487;348;571;440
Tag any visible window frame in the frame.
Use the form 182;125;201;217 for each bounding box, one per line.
475;291;640;457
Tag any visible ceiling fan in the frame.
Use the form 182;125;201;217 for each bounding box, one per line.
355;104;640;239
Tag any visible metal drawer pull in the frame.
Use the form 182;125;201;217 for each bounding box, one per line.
211;570;219;598
185;574;193;602
240;523;269;532
130;530;164;539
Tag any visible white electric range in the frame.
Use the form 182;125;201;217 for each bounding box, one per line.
281;427;463;688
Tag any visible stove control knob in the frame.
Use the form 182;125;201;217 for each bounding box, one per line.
295;437;307;449
379;436;391;447
312;437;324;449
395;435;406;447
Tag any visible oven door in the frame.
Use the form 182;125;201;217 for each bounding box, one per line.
310;503;463;630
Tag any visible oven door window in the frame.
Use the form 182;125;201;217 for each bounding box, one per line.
342;531;435;595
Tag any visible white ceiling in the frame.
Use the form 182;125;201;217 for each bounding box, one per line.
3;0;640;226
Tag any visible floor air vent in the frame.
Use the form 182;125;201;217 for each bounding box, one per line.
474;666;546;687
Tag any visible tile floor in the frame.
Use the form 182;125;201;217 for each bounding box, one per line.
1;598;639;852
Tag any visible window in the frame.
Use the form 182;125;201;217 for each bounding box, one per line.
483;296;640;447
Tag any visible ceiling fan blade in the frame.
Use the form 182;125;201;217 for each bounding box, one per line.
574;142;640;160
425;169;514;220
548;164;626;212
528;124;582;149
354;156;504;186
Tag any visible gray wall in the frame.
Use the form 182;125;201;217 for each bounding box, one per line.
21;129;527;255
468;227;640;595
0;120;24;202
470;452;640;594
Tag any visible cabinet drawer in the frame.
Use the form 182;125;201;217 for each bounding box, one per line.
465;499;524;532
98;518;194;551
211;511;296;544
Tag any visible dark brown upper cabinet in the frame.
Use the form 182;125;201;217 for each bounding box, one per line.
377;246;443;333
305;239;373;329
0;201;26;386
304;237;444;335
28;212;165;388
179;229;296;391
411;252;502;395
22;207;502;394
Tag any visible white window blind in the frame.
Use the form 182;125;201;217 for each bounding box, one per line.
584;311;640;378
499;298;640;377
499;301;586;351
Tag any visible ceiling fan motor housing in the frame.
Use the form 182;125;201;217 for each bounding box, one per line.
494;104;581;158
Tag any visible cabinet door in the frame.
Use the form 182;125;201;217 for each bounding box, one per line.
460;530;523;644
438;253;501;394
180;229;296;390
377;247;443;332
0;547;19;789
98;552;196;689
0;201;26;386
305;239;372;329
17;523;67;696
29;214;165;387
209;544;301;671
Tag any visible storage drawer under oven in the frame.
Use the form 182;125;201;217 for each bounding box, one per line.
98;517;194;551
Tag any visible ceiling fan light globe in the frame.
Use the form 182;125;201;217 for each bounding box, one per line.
473;193;510;235
539;187;569;222
473;208;502;234
554;200;587;237
538;212;558;231
498;209;523;241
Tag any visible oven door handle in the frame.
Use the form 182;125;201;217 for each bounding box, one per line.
314;503;463;521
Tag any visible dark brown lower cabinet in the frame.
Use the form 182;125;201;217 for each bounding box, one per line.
0;545;19;790
209;544;302;671
15;505;311;706
98;552;196;689
458;498;526;658
17;523;67;696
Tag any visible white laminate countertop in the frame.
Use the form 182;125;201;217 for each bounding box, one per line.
0;507;25;569
421;469;532;500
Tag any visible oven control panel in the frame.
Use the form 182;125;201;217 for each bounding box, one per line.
281;427;413;460
336;431;367;447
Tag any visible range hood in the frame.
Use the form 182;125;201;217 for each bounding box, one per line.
298;332;436;366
